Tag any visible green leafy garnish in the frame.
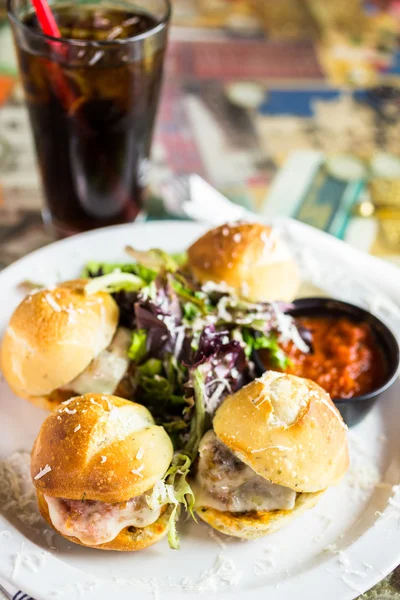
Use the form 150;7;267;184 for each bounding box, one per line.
128;329;147;363
171;252;187;267
184;368;207;460
140;280;157;301
139;358;162;376
162;420;188;433
134;358;186;406
84;271;144;294
82;261;156;283
146;454;195;549
243;329;290;370
125;247;180;272
171;276;210;315
183;301;201;322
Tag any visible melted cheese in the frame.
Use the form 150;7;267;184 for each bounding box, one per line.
45;492;160;546
195;431;296;513
67;327;131;395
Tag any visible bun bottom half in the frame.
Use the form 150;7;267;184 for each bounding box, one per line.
37;490;173;551
26;389;74;412
26;376;133;412
195;491;324;539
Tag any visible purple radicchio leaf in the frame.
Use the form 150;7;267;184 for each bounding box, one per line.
190;325;231;368
187;325;249;414
134;303;172;356
135;274;183;357
113;290;140;328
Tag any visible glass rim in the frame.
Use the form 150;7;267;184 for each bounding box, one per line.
7;0;171;47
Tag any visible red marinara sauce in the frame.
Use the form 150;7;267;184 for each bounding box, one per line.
262;316;386;399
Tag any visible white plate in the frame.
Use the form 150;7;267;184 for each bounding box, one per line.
0;219;400;600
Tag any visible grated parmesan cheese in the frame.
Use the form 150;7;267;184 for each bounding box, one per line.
170;552;243;592
101;456;107;464
12;541;24;580
44;293;61;312
251;445;293;454
101;395;112;411
253;548;276;577
173;326;186;360
112;576;160;600
74;424;81;432
205;383;229;415
389;497;400;510
136;447;144;460
34;464;52;480
131;464;145;478
0;452;43;532
207;529;227;550
0;530;11;538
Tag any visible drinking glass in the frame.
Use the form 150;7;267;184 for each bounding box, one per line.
8;0;171;236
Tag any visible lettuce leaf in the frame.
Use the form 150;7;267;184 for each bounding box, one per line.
184;368;207;460
128;329;147;363
243;329;290;369
125;247;180;272
85;271;144;294
183;301;201;322
171;252;188;267
82;261;156;283
133;358;186;409
146;453;195;550
171;275;210;315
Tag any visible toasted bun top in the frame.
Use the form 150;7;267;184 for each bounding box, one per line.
213;371;349;493
31;394;173;503
187;222;300;302
1;280;119;398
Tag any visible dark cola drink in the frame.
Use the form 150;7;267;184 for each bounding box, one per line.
10;3;169;235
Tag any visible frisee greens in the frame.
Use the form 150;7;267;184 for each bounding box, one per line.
82;260;156;283
184;368;207;460
133;358;186;408
84;271;144;294
125;247;180;273
146;453;195;549
171;276;210;315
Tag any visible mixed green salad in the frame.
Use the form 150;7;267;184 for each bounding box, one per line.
82;246;308;547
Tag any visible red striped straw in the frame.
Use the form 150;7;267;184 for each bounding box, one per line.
30;0;76;112
31;0;61;38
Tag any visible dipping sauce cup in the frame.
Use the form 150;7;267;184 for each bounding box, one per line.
255;297;400;427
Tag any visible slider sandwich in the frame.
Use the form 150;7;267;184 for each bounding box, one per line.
187;221;300;302
193;371;349;539
31;394;177;550
1;280;131;409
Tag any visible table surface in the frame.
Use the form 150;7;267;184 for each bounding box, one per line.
0;1;399;597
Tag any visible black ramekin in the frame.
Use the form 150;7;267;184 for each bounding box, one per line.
253;297;400;427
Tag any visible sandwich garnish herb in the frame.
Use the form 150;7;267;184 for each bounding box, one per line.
82;247;310;546
146;453;195;550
